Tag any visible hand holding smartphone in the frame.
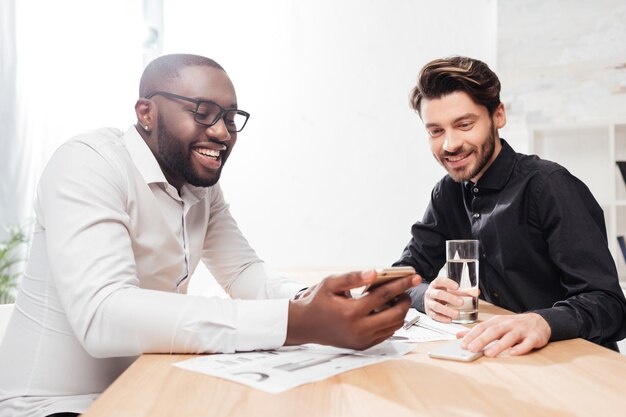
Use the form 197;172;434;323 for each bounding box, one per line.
363;266;416;292
428;338;483;362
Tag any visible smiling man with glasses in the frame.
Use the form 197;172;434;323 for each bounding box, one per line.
0;53;419;417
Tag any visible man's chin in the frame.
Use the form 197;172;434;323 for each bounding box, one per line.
447;169;472;183
186;172;222;188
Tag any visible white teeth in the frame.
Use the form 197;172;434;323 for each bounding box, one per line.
195;148;220;158
448;154;468;162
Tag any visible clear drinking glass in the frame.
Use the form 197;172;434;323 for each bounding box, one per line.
446;240;480;324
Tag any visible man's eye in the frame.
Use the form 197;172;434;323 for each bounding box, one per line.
428;129;443;137
458;122;474;130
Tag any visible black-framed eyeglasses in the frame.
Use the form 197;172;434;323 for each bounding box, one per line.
145;91;250;133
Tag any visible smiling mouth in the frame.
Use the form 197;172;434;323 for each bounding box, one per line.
444;151;472;164
193;147;222;160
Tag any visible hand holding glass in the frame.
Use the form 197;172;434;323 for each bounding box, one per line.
446;240;479;324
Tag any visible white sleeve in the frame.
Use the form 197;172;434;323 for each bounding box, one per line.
38;140;294;357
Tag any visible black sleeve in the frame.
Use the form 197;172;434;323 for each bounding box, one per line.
532;170;626;345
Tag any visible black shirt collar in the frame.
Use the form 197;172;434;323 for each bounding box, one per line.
468;138;516;191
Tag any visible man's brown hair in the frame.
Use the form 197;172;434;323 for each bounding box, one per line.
410;56;501;116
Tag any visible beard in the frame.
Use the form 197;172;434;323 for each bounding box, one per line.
441;122;497;183
156;116;225;188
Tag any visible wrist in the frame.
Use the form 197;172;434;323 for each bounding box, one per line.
285;299;310;346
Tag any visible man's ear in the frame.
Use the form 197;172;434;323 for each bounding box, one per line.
493;103;506;129
135;98;154;132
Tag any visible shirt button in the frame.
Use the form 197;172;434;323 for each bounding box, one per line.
473;187;479;193
473;212;480;219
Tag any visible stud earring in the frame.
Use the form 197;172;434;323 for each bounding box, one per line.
144;125;149;131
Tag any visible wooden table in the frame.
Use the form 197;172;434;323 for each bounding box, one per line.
83;303;626;417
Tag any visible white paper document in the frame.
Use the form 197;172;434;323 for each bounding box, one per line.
391;308;468;343
174;309;467;393
175;341;414;393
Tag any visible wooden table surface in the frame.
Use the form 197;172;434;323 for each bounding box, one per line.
83;303;626;417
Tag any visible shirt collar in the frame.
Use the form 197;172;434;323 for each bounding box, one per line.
123;125;169;185
122;125;209;202
472;138;516;191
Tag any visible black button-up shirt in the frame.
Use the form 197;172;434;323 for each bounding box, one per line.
395;140;626;350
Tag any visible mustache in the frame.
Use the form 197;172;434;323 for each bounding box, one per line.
441;148;472;157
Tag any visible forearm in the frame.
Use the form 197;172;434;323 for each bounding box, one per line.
81;288;289;357
226;261;304;300
533;290;626;345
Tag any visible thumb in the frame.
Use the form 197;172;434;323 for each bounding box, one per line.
323;270;376;294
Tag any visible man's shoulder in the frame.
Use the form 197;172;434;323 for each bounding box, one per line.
64;127;125;150
515;152;567;178
54;127;132;165
47;127;134;177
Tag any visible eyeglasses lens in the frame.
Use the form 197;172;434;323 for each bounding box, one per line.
195;102;246;132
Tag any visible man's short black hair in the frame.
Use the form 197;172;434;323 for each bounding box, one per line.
139;53;224;98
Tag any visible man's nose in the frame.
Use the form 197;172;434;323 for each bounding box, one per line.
443;131;462;153
206;118;232;143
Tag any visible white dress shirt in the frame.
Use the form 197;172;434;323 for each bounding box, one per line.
0;126;303;417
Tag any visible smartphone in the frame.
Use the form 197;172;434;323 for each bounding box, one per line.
428;338;483;362
363;266;416;292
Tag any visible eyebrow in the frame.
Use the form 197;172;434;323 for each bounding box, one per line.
425;113;479;128
184;95;237;109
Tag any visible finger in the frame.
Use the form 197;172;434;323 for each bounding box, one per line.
428;311;454;323
431;275;460;290
483;333;517;358
424;297;460;321
363;330;397;350
349;303;410;350
365;296;411;329
323;270;376;294
464;324;508;353
460;324;484;348
427;287;464;308
509;338;537;356
459;315;504;347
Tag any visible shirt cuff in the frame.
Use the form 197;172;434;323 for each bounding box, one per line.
532;306;579;342
233;298;290;351
408;282;429;312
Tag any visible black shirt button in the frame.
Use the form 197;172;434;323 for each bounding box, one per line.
473;187;479;193
473;213;480;219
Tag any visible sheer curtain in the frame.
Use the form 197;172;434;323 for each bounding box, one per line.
0;0;150;241
0;0;24;240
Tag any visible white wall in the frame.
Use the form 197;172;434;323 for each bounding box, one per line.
164;0;497;271
497;0;626;150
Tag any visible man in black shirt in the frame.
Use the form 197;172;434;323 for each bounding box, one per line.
395;56;626;356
